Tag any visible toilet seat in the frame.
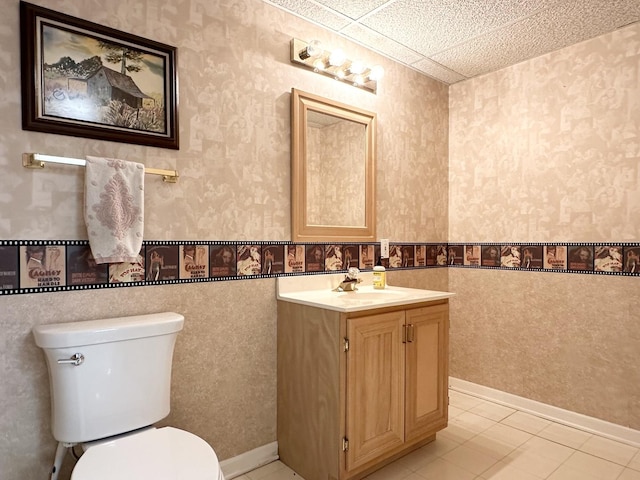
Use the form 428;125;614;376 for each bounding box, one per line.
71;427;224;480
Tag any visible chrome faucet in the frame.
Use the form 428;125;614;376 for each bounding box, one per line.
334;268;362;292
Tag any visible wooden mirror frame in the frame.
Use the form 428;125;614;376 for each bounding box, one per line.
291;88;376;242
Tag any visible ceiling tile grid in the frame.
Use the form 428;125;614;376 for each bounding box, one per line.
265;0;352;30
410;57;467;84
340;22;425;64
263;0;640;84
313;0;390;20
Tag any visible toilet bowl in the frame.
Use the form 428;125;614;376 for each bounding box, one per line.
33;312;225;480
72;427;224;480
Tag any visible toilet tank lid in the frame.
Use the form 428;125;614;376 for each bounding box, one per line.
33;312;184;349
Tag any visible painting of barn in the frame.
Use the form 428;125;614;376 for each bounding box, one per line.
23;1;177;148
86;66;153;109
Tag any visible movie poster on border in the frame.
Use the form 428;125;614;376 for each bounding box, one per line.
146;245;179;281
481;245;500;267
388;245;403;268
0;246;18;290
567;245;593;271
426;245;437;266
544;245;567;270
447;245;463;265
342;244;359;270
179;244;208;279
520;245;543;269
594;246;623;272
415;245;426;267
359;244;375;270
464;245;480;266
285;245;305;273
500;246;521;268
305;245;324;272
400;245;415;267
237;244;262;276
624;246;640;273
210;245;237;277
325;245;343;271
261;245;284;274
67;245;108;285
20;244;66;288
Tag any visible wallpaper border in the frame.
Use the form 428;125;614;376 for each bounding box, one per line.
0;240;638;295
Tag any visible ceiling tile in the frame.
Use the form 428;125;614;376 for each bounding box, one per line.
360;0;555;56
431;0;640;78
263;0;352;30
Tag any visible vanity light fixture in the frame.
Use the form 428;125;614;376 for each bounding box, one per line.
290;38;383;94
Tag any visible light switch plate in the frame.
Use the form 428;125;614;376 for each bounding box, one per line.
380;239;389;258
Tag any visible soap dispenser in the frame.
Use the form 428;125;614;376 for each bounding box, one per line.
373;257;386;289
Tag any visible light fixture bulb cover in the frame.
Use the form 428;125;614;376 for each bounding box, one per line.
329;49;346;67
369;65;384;81
307;40;322;57
350;60;365;75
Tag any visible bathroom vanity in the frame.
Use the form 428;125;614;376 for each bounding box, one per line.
276;274;454;480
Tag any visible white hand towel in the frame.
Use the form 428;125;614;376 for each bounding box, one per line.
84;156;144;264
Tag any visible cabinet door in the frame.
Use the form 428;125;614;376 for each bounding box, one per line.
405;304;449;442
346;311;405;471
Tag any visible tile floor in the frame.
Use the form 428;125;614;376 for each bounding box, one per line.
234;390;640;480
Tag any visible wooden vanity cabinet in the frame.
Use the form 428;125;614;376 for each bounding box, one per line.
277;300;449;480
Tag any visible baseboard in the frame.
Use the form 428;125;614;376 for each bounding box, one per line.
449;377;640;448
219;441;279;479
218;379;640;477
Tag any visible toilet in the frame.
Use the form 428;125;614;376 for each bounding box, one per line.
33;312;225;480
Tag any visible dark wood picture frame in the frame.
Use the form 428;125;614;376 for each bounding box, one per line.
20;1;179;150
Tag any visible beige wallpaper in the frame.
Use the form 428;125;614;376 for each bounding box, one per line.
449;269;640;429
449;23;640;243
0;1;449;479
449;23;640;428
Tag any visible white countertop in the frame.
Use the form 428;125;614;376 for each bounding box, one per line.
277;272;454;313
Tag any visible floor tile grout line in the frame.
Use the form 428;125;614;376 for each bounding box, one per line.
246;390;639;480
451;394;640;476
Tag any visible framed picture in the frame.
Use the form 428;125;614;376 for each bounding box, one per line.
20;1;179;149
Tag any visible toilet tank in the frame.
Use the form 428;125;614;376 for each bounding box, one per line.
33;312;184;444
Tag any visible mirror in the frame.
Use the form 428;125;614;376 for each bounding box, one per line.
291;88;376;242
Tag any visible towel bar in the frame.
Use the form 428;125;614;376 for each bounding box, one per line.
22;153;179;183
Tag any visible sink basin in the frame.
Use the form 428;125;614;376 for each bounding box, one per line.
277;273;454;313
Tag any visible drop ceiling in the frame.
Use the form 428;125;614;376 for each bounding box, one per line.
263;0;640;84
